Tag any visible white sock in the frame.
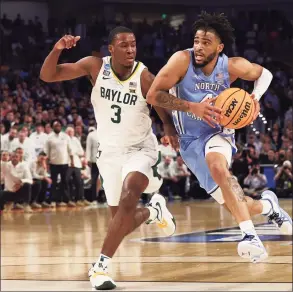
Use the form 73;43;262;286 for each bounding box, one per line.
260;199;272;215
147;206;158;221
94;254;111;272
239;220;256;236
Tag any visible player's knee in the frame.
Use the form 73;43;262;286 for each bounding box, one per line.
209;162;229;184
119;189;139;213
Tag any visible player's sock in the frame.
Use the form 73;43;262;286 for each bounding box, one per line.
146;205;158;222
239;220;257;236
259;199;272;215
93;254;111;272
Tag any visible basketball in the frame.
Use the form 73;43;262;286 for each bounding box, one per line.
215;88;255;129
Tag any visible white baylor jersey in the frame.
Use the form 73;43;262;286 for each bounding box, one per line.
91;57;152;148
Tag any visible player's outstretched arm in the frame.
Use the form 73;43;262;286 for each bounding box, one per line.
40;35;101;83
229;57;273;120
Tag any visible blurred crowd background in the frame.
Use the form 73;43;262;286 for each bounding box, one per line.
0;2;292;212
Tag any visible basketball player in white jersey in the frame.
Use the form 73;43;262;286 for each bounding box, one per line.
40;26;176;290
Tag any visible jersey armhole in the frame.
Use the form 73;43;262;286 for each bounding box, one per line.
138;65;148;99
174;49;191;87
225;56;232;86
93;57;107;87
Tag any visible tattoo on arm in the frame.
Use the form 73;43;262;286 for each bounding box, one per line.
227;177;247;202
155;91;190;112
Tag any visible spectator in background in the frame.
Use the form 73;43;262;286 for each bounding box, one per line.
259;149;276;164
30;123;48;157
17;130;34;163
66;126;90;206
0;151;33;213
44;120;74;207
271;125;282;150
30;152;52;208
75;124;87;149
1;151;10;190
85;127;101;203
157;156;176;199
169;156;190;200
280;136;292;152
286;148;293;166
278;150;287;165
44;123;52;135
245;134;262;156
1;128;19;152
243;163;268;198
243;144;259;167
3;111;17;131
158;142;177;159
274;160;293;198
258;142;273;163
0;123;6;138
231;148;250;186
15;147;25;163
81;158;92;203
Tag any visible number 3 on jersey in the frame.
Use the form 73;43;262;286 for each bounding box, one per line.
111;105;121;123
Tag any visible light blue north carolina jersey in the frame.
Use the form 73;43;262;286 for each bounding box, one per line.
171;49;237;195
172;48;235;146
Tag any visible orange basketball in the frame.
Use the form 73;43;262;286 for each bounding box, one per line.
215;88;255;129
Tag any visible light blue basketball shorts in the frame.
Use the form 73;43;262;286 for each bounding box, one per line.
179;134;235;204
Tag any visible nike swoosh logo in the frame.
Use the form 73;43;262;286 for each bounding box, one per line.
155;202;162;221
209;146;222;149
102;77;110;80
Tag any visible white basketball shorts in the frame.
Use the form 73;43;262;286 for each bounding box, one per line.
96;134;162;206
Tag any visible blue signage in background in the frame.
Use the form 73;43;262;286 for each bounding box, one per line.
261;164;276;189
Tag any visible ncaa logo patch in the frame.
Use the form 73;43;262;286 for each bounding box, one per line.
104;63;110;70
216;72;224;85
139;223;292;243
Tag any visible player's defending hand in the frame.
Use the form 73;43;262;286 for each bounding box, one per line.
161;123;179;151
189;97;222;128
54;35;81;51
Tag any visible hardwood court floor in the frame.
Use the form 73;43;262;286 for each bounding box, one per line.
1;199;292;291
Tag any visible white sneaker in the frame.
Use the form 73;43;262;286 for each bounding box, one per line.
88;266;116;290
147;193;176;236
261;190;292;235
3;202;13;213
42;202;51;208
14;203;24;210
31;202;42;209
237;233;268;263
23;205;33;214
67;201;76;207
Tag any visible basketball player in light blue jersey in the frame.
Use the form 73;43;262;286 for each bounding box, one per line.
147;12;292;263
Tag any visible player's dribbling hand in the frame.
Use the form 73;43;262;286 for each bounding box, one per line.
189;97;222;128
54;35;81;51
250;94;260;121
